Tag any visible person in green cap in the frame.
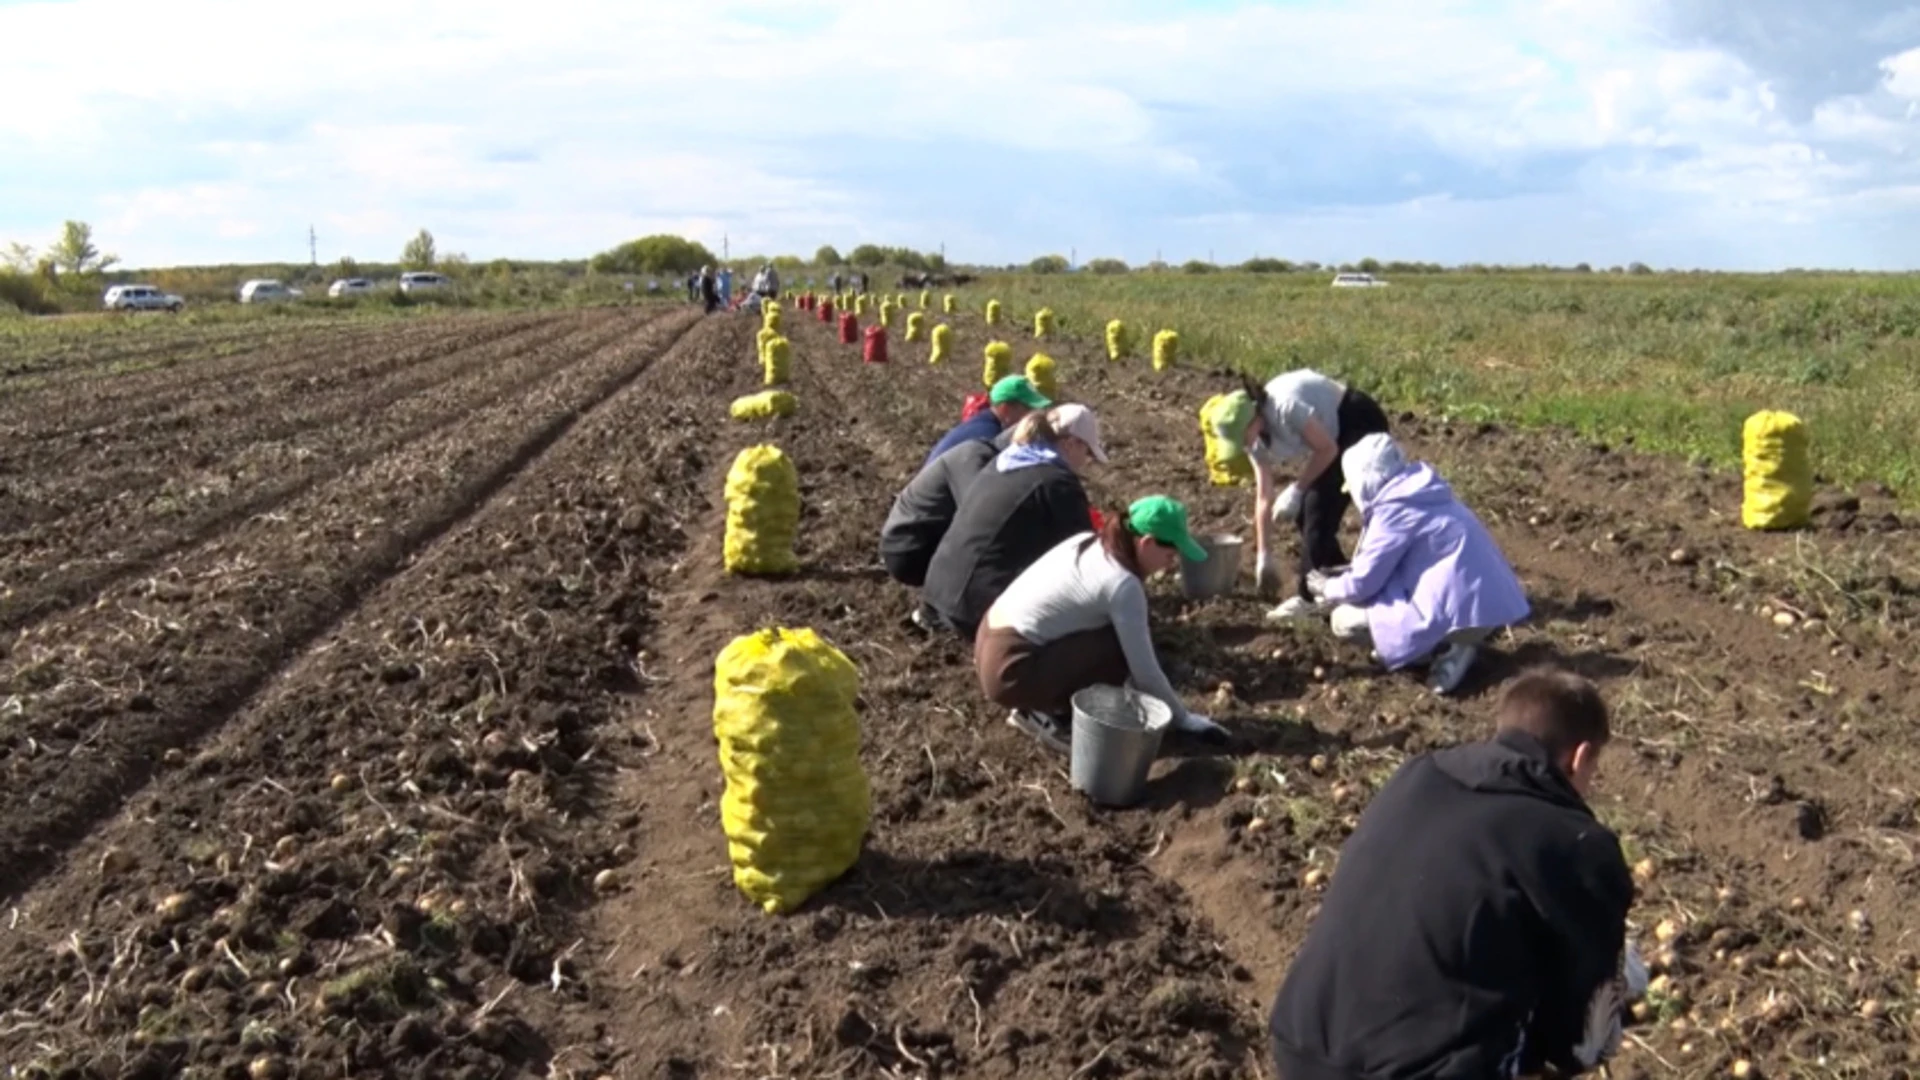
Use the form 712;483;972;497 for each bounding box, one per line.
974;494;1228;754
925;375;1051;465
1209;371;1392;620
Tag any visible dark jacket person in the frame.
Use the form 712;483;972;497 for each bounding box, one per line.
919;405;1107;640
1269;668;1637;1080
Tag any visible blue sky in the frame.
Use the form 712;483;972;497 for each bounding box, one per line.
3;0;1919;270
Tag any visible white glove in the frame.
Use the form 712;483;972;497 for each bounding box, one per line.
1174;712;1229;742
1305;569;1334;601
1271;483;1305;523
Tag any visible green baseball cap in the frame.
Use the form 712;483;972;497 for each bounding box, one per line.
1208;391;1256;461
989;375;1051;409
1129;495;1208;563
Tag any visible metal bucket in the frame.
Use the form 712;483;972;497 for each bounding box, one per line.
1179;534;1243;599
1069;685;1172;808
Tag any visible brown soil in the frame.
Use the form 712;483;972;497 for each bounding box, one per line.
3;299;1919;1080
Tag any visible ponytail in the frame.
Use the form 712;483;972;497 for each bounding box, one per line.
1010;409;1061;447
1097;512;1145;578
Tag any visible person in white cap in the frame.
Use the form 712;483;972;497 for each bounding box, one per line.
1306;434;1530;694
920;404;1108;640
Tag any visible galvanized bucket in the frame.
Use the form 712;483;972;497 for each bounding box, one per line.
1179;534;1244;599
1069;685;1172;807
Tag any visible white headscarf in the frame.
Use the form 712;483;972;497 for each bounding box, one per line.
1342;433;1409;513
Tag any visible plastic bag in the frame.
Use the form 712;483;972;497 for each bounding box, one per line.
1201;393;1254;486
1026;354;1059;399
983;341;1012;387
905;312;926;343
929;323;951;365
1742;410;1812;530
1153;329;1179;372
985;299;1002;326
961;392;990;421
1106;320;1130;362
1033;308;1055;339
713;628;869;914
762;336;791;386
723;445;800;575
730;390;797;420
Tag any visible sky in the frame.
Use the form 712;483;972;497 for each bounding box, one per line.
3;0;1919;271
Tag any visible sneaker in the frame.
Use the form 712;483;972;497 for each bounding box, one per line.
1265;596;1318;622
1428;643;1479;696
909;606;931;632
1007;710;1071;755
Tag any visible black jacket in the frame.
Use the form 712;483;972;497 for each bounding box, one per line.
879;439;998;587
920;455;1090;638
1269;729;1633;1080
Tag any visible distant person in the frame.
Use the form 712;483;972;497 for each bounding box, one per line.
718;267;734;307
1268;668;1641;1080
1307;435;1530;695
828;271;842;293
920;405;1106;640
978;496;1227;753
699;266;720;313
926;375;1051;465
1208;369;1391;620
686;271;700;304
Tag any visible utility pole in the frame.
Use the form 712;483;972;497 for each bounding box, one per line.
309;225;317;266
723;233;730;261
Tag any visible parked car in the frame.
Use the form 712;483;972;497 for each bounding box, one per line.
399;271;451;296
240;279;304;304
102;284;185;312
328;278;375;298
1331;272;1388;288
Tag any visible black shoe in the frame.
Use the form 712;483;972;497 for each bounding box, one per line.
1007;710;1071;755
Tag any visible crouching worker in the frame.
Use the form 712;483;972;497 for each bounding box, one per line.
920;404;1106;640
977;497;1228;753
1269;669;1643;1080
1307;434;1529;696
879;437;998;590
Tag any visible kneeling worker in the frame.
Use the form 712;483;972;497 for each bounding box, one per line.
1268;668;1642;1080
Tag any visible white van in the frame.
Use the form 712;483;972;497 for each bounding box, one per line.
399;272;450;296
239;279;304;304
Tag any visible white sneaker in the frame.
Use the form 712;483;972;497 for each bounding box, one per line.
1265;596;1317;622
1428;644;1479;695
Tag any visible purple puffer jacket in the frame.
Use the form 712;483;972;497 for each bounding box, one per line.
1319;462;1530;669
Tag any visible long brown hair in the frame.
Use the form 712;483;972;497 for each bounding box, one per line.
1010;410;1061;447
1097;511;1144;578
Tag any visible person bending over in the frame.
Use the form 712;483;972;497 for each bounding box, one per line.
926;375;1051;465
1307;434;1530;695
1269;668;1642;1080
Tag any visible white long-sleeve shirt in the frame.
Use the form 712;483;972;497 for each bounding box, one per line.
989;533;1190;723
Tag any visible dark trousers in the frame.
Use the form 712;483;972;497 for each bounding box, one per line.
1291;389;1392;600
975;623;1129;718
882;546;932;590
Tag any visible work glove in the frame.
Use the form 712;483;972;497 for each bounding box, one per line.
1254;549;1283;598
1271;483;1305;523
1305;569;1335;601
1173;712;1230;744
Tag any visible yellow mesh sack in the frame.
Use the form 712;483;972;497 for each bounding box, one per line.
1026;354;1059;400
1153;329;1179;372
984;341;1012;387
1106;320;1130;362
929;323;952;365
985;299;1002;326
1742;411;1812;530
756;326;778;366
854;295;868;317
723;445;800;575
919;290;931;310
713;628;869;914
763;305;781;333
730;390;797;421
905;312;926;343
1033;308;1056;339
895;293;908;309
879;300;895;329
762;336;791;386
943;294;956;314
1200;394;1254;486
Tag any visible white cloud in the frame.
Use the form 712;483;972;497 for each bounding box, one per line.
1;0;1916;268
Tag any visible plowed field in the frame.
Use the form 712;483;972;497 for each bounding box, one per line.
3;301;1919;1080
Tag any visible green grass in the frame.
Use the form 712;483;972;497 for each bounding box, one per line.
978;271;1920;500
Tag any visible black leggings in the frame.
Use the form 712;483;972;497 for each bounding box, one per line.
1290;389;1391;600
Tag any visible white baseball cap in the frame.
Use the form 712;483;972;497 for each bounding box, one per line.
1051;403;1109;463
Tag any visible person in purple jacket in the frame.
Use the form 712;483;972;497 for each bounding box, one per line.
1306;433;1529;695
